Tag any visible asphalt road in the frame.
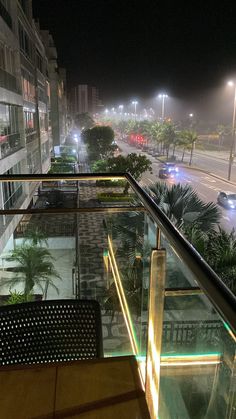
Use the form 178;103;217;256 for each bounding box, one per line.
174;149;236;182
117;140;236;232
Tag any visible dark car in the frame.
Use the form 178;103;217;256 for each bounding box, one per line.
158;163;179;179
217;191;236;209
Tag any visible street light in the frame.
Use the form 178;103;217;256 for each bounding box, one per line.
118;105;124;119
132;100;138;121
158;94;168;122
227;80;236;180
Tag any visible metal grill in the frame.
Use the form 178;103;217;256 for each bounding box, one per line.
0;299;103;366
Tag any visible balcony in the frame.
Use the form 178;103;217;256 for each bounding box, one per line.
0;68;21;94
0;173;235;419
0;133;22;159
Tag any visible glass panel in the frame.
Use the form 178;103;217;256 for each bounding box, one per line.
157;232;236;419
0;205;135;359
105;210;154;369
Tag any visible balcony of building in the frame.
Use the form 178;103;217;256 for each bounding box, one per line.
0;173;235;419
0;133;22;160
0;1;12;29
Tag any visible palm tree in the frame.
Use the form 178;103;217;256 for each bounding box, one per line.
203;228;236;294
23;226;48;246
216;124;230;147
148;183;221;231
178;130;198;165
3;245;61;301
157;123;177;159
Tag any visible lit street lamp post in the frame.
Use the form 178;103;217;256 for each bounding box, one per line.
227;81;236;181
132;100;138;121
189;113;194;129
158;94;168;122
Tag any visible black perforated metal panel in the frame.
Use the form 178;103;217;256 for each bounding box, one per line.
0;299;103;366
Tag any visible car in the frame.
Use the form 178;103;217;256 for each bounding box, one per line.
158;162;179;179
163;162;178;172
217;191;236;209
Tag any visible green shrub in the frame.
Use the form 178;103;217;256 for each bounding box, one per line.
6;290;31;305
95;180;126;187
97;192;134;202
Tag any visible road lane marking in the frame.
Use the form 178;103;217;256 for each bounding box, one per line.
222;216;230;221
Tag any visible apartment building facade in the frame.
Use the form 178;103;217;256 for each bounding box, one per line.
40;30;68;150
0;0;66;253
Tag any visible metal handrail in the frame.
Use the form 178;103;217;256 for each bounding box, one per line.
0;172;235;334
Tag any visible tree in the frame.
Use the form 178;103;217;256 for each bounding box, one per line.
216;124;230;147
3;243;61;301
74;112;94;131
203;228;236;294
91;159;109;173
82;125;115;161
179;130;198;166
148;183;220;231
105;153;152;194
23;226;48;246
156;123;177;158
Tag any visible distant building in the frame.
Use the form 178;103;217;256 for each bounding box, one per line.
70;84;100;117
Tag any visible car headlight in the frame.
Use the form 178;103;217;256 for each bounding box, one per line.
228;200;233;204
175;167;179;172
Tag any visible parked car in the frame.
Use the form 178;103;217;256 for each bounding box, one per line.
217;191;236;209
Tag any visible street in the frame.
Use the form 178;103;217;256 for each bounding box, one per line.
173;148;236;182
117;140;236;232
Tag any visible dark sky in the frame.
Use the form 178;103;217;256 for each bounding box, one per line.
33;0;236;116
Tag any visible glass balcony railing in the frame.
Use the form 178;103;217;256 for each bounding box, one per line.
0;173;235;419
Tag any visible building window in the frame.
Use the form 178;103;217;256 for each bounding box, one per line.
2;162;23;210
0;104;21;159
0;104;19;136
24;110;35;133
0;0;12;28
18;21;32;60
18;0;28;15
39;112;48;132
42;140;49;163
36;50;43;73
0;43;5;69
21;68;35;102
0;43;16;75
27;149;40;174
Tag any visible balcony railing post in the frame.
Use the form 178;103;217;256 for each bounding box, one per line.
145;248;166;419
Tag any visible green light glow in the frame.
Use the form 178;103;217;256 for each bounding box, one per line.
160;352;221;358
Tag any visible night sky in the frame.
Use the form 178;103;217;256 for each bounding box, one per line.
33;0;236;117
